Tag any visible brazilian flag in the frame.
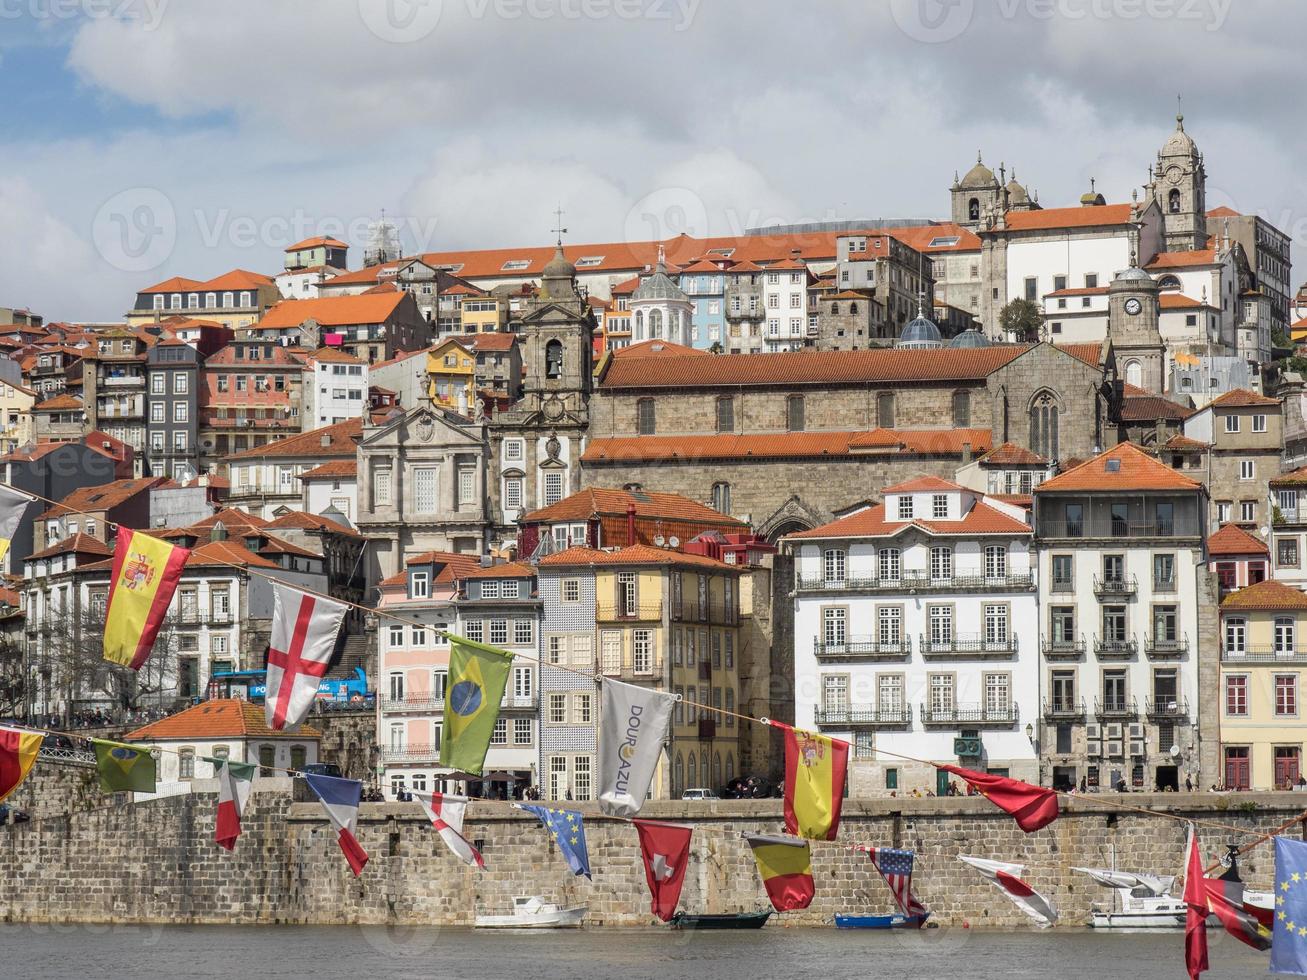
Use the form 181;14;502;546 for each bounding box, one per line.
93;739;157;793
440;634;514;776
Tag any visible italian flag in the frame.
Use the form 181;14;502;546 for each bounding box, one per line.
212;758;256;851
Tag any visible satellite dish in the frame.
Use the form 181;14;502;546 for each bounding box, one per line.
653;534;665;546
1170;744;1181;758
1261;525;1271;537
668;536;680;548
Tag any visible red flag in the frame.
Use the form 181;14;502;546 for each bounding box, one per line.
940;764;1058;832
634;819;692;922
1204;879;1271;950
1183;826;1209;980
264;583;347;731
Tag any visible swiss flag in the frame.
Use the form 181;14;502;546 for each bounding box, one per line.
940;764;1058;833
634;819;693;922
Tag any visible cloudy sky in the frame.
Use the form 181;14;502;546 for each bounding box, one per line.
3;0;1303;321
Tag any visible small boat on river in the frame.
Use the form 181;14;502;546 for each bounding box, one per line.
835;912;931;929
474;896;587;929
669;910;772;930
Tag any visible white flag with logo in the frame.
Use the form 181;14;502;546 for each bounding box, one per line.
598;677;676;817
264;582;347;731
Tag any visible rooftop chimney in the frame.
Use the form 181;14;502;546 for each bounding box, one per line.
962;441;973;463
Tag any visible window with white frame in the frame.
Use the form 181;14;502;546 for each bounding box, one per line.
573;692;593;724
897;496;914;519
822;607;846;648
411;572;429;599
601;631;621;673
388;624;404;647
878;548;900;582
930;546;952;582
932;494;948;519
985;545;1008;579
414;468;438;512
822;549;846;584
514;718;533;745
490;718;508;745
877;606;901;647
1240;460;1255;481
514;619;533;645
984;604;1009;645
464;620;483;642
1225;414;1240;433
1254;414;1267;433
548;693;567;724
489;619;508;645
633;630;653;673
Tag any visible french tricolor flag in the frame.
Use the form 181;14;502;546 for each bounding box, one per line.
304;773;369;876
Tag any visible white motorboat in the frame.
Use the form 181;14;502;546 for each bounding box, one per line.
1075;867;1190;929
474;896;587;929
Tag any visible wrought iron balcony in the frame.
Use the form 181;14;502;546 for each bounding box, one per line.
1093;574;1138;597
1145;696;1189;718
814;706;913;728
596;600;663;622
380;696;443;713
1144;634;1189;659
1220;646;1307;664
795;571;1035;594
919;703;1019;727
813;637;911;661
918;634;1019;659
381;744;440;764
1042;698;1086;720
1094;697;1139;718
1041;635;1086;659
1094;636;1138;659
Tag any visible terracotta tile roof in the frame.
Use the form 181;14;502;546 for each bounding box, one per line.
1035;442;1202;493
522;487;745;527
1159;434;1209;451
1220;579;1307;611
307;348;365;365
1056;342;1103;368
370;347;429;369
26;532;112;561
613;339;711;360
252;535;321;559
184;539;280;569
125;699;321;740
140;270;273;294
404;551;483;584
258;293;408;330
787;499;1030;540
1120;390;1194;422
298;459;357;480
1147;249;1218;270
379;570;407;588
1002;204;1134;232
1207;206;1241;219
1208;388;1279;408
33;393;82;411
979;442;1049;466
287;236;348;252
190;508;269;531
582;428;992;465
601;345;1027;388
537;543;735;571
38;477;164;519
1046;286;1109;298
881;475;968;494
882;223;981;253
466;333;517;352
988;493;1033;508
264;510;361;538
1271;466;1307;488
460;561;536;580
1159;294;1208;310
1207;523;1269;557
224;418;361;461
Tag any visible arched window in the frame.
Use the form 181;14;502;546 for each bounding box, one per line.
969;198;980;221
877;391;895;428
545;339;563;379
1029;391;1060;461
1168;188;1182;214
1158;275;1181;290
700;751;709;788
634;309;644;339
674;753;684;796
1125;359;1143;389
711;482;731;514
687;753;696;789
831;302;839;315
952;390;970;428
850;302;859;315
725;753;734;783
713;752;722;788
636;397;656;435
650;308;663;339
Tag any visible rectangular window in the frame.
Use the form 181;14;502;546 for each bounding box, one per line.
1254;414;1268;433
1281;539;1302;568
414;468;438;513
985;545;1007;580
822;674;848;712
932;494;948;519
601;631;621;673
1052;554;1073;590
928;605;952;647
822;607;847;648
1225;675;1248;716
514;718;533;745
458;469;475;510
822;549;846;584
1276;617;1296;654
514;619;534;645
548;693;567;724
1276;674;1298;716
1240;460;1255;481
786;395;805;432
463;620;483;643
490;718;508;745
1153;553;1176;590
878;548;900;582
984;673;1011;713
411;572;429;599
1225;414;1240;433
928;674;955;712
573;693;593;724
930;546;952;582
877;607;901;647
488;619;509;646
715;397;734;433
544;472;564;506
632;630;653;673
984;604;1008;645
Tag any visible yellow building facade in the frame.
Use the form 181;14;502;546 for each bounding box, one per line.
460;296;508;334
426;337;476;410
1219;579;1307;790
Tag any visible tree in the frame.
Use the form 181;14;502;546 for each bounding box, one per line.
999;298;1044;343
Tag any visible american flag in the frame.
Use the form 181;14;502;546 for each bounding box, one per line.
861;846;929;917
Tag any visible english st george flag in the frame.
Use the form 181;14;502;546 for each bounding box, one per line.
634;819;693;922
265;582;347;731
211;758;255;851
958;854;1058;927
415;791;484;869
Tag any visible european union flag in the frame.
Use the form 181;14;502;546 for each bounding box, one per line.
520;805;591;880
1272;836;1307;975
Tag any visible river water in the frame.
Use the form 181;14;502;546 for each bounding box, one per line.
2;923;1271;979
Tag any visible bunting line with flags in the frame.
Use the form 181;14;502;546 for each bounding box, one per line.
0;726;42;804
518;805;591;879
304;773;368;876
746;834;814;912
940;764;1059;833
210;758;255;851
597;678;675;818
103;528;191;671
440;633;514;777
0;484;33;565
770;721;848;841
634;819;693;922
958;854;1057;927
416;791;484;869
1203;875;1271;951
859;846;928;919
265;582;347;731
92;738;157;793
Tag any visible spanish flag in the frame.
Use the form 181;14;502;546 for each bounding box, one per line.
0;726;42;803
103;528;190;670
439;633;514;776
747;834;815;911
0;485;33;565
772;721;849;840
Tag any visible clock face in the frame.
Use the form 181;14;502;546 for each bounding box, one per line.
1166;165;1182;185
1125;298;1142;316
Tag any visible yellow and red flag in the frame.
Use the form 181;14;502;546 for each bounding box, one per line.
747;834;814;911
103;528;190;670
771;721;849;841
0;726;42;803
0;485;34;565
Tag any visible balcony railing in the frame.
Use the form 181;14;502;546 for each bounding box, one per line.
1041;635;1086;659
1095;636;1138;659
813;637;911;661
1220;646;1307;664
1038;519;1200;540
381;744;440;764
598;659;663;680
796;571;1035;594
1042;698;1086;720
596;600;663;622
1144;634;1189;659
1145;696;1189;718
1093;574;1138;597
919;704;1019;726
166;610;234;627
918;634;1019;658
1094;697;1139;718
381;696;444;712
1049;578;1076;594
814;706;913;728
1153;576;1178;593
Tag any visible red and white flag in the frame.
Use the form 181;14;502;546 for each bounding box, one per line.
634;819;693;922
213;758;255;851
1182;825;1209;980
415;791;484;869
265;583;347;731
959;854;1057;927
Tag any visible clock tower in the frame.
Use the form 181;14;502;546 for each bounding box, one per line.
1108;263;1165;395
1148;107;1208;253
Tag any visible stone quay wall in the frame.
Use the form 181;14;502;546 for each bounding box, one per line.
0;790;1302;928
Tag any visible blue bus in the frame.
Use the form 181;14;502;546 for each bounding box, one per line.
206;667;372;706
